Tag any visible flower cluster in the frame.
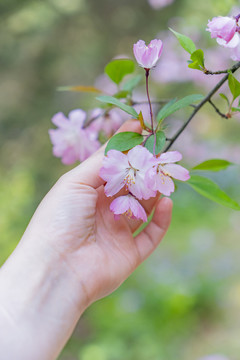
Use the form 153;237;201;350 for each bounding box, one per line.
49;110;100;165
100;146;189;222
207;15;240;61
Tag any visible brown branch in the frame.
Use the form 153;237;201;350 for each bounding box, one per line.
208;99;228;119
165;61;240;151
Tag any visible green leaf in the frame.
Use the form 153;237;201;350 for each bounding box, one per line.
104;59;135;85
105;132;143;155
156;98;177;124
228;72;240;100
156;94;204;122
231;106;240;112
192;159;233;172
188;49;205;71
113;90;130;99
219;93;230;106
187;175;240;210
122;75;142;92
96;95;138;118
144;131;166;155
169;28;196;54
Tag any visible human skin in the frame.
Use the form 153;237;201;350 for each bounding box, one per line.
0;121;172;360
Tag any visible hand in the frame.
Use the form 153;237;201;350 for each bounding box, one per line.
0;120;172;360
23;120;173;304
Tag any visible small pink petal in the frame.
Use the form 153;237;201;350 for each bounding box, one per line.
164;164;190;181
68;109;86;127
158;151;182;164
51;112;69;128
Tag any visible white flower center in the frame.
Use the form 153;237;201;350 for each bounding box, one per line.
124;168;136;188
65;130;79;146
158;165;171;183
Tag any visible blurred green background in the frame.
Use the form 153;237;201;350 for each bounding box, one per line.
1;0;240;359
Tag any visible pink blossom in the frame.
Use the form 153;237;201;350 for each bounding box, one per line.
110;195;147;222
145;151;190;196
133;39;163;69
90;108;124;137
217;32;240;60
100;145;156;200
207;16;237;43
148;0;174;10
49;110;100;165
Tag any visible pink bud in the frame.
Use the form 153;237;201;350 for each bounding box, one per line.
133;39;163;69
206;16;237;43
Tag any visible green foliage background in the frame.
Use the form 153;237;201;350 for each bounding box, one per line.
0;0;240;359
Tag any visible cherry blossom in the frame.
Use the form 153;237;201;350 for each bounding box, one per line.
100;145;157;200
110;195;147;222
207;16;237;43
145;151;190;196
133;39;163;69
49;110;100;165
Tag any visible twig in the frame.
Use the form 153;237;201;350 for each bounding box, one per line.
165;61;240;151
204;68;230;75
208;99;228;119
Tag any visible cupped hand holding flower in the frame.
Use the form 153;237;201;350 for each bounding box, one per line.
0;120;172;360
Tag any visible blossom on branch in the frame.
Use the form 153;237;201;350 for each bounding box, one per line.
133;39;163;69
207;16;237;43
49;110;100;165
207;15;240;61
100;145;157;200
145;151;190;196
110;194;148;222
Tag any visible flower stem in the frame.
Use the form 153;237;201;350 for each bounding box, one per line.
145;69;154;135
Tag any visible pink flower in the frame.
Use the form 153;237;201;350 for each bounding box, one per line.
49;110;100;165
207;16;237;43
110;195;147;222
148;0;174;10
100;145;157;200
133;39;163;69
90;108;124;137
216;32;240;61
145;151;190;196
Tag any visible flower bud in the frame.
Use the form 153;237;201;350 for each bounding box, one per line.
133;39;163;69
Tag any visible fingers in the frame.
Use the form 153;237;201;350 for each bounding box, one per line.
134;197;173;262
64;120;142;189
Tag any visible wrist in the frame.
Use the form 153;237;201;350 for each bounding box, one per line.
0;235;89;360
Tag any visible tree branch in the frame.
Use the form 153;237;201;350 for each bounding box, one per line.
208;99;228;119
164;61;240;151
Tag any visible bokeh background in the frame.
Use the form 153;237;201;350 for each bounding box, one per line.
1;0;240;359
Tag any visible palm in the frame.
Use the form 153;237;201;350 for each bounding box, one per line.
42;180;171;304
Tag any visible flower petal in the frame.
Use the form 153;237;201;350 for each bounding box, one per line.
110;195;147;222
164;164;190;181
158;151;182;164
68;109;86;127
